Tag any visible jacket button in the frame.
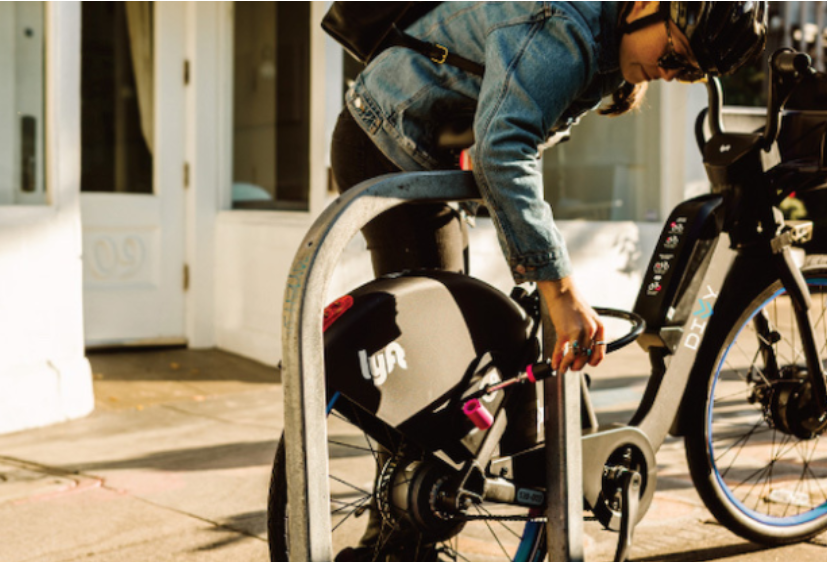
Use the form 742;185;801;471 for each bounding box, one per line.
515;265;526;275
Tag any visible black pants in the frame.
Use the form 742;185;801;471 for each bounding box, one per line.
330;108;467;276
330;108;537;483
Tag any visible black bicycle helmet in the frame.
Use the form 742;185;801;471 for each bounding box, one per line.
620;1;768;76
670;1;768;75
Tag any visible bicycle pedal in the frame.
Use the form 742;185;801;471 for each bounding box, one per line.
613;469;642;562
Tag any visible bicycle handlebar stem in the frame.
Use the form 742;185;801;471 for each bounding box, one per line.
706;77;725;138
762;49;815;150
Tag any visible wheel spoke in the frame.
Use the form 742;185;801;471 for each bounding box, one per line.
731;340;771;387
331;493;371;514
475;503;524;541
714;417;767;474
476;505;513;561
332;495;373;531
329;438;375;454
330;474;372;497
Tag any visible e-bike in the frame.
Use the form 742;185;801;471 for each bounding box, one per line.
270;49;827;562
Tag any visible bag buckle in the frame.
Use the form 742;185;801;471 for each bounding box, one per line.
430;44;449;64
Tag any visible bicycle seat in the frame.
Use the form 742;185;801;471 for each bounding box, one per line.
435;117;475;151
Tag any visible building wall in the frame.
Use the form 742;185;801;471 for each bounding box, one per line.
0;3;93;435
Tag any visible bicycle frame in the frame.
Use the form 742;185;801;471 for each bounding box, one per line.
481;195;736;523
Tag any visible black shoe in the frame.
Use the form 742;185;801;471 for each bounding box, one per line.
334;547;376;562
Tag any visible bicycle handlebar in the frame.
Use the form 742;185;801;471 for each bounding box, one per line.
772;50;813;75
704;48;816;150
762;49;816;149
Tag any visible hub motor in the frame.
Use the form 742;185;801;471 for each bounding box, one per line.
767;365;827;439
376;455;466;543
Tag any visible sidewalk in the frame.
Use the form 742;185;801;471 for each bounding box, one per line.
0;348;279;561
0;347;825;561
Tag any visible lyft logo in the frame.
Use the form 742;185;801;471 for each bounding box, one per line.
358;342;408;387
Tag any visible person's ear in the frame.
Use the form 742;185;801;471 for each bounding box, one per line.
626;1;658;23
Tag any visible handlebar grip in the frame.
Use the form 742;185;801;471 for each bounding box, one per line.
772;50;813;75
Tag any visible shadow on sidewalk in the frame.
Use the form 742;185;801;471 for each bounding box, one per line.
87;347;281;410
73;439;279;473
198;510;267;551
632;541;772;561
87;347;279;383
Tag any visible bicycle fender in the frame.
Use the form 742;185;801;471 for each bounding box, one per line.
323;271;533;462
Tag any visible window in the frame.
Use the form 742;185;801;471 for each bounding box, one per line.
0;2;46;205
543;107;661;223
232;2;311;211
81;2;153;194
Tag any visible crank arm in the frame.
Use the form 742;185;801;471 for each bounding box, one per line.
613;469;642;562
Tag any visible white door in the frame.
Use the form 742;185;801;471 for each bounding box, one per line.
81;2;186;347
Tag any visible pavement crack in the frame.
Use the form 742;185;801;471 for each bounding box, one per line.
0;455;104;485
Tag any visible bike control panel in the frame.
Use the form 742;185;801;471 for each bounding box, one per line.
634;195;724;351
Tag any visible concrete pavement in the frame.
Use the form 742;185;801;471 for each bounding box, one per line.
0;347;825;561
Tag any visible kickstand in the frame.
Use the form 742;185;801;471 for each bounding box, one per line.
614;469;642;562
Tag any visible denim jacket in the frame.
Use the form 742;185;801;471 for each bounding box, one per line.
346;2;625;283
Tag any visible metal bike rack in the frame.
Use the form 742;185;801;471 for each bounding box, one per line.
281;170;584;561
543;309;585;562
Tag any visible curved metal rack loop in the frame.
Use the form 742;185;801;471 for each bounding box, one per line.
282;171;480;562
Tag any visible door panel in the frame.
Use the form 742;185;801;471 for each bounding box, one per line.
81;2;185;346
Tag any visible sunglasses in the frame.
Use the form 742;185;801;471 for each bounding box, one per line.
658;20;705;83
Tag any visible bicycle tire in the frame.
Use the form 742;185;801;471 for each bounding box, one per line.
684;260;827;544
268;393;548;562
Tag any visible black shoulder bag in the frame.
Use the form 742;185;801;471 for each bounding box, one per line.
321;2;484;76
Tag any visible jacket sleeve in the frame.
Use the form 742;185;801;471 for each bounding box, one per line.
472;10;595;284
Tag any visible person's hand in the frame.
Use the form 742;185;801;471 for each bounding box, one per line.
537;277;605;375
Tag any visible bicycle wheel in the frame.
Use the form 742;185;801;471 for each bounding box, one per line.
268;393;547;562
685;263;827;544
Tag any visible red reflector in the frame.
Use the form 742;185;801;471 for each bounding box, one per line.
323;295;354;332
460;149;473;171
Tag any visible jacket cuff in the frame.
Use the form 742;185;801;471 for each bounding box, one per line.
509;250;573;284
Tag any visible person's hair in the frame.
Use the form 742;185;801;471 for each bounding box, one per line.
598;81;648;117
599;2;646;117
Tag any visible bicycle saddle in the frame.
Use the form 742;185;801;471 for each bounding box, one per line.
435;117;475;151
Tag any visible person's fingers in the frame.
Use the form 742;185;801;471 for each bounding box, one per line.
571;339;591;371
557;340;576;375
589;321;606;367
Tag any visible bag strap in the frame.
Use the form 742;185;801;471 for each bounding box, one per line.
388;28;485;76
